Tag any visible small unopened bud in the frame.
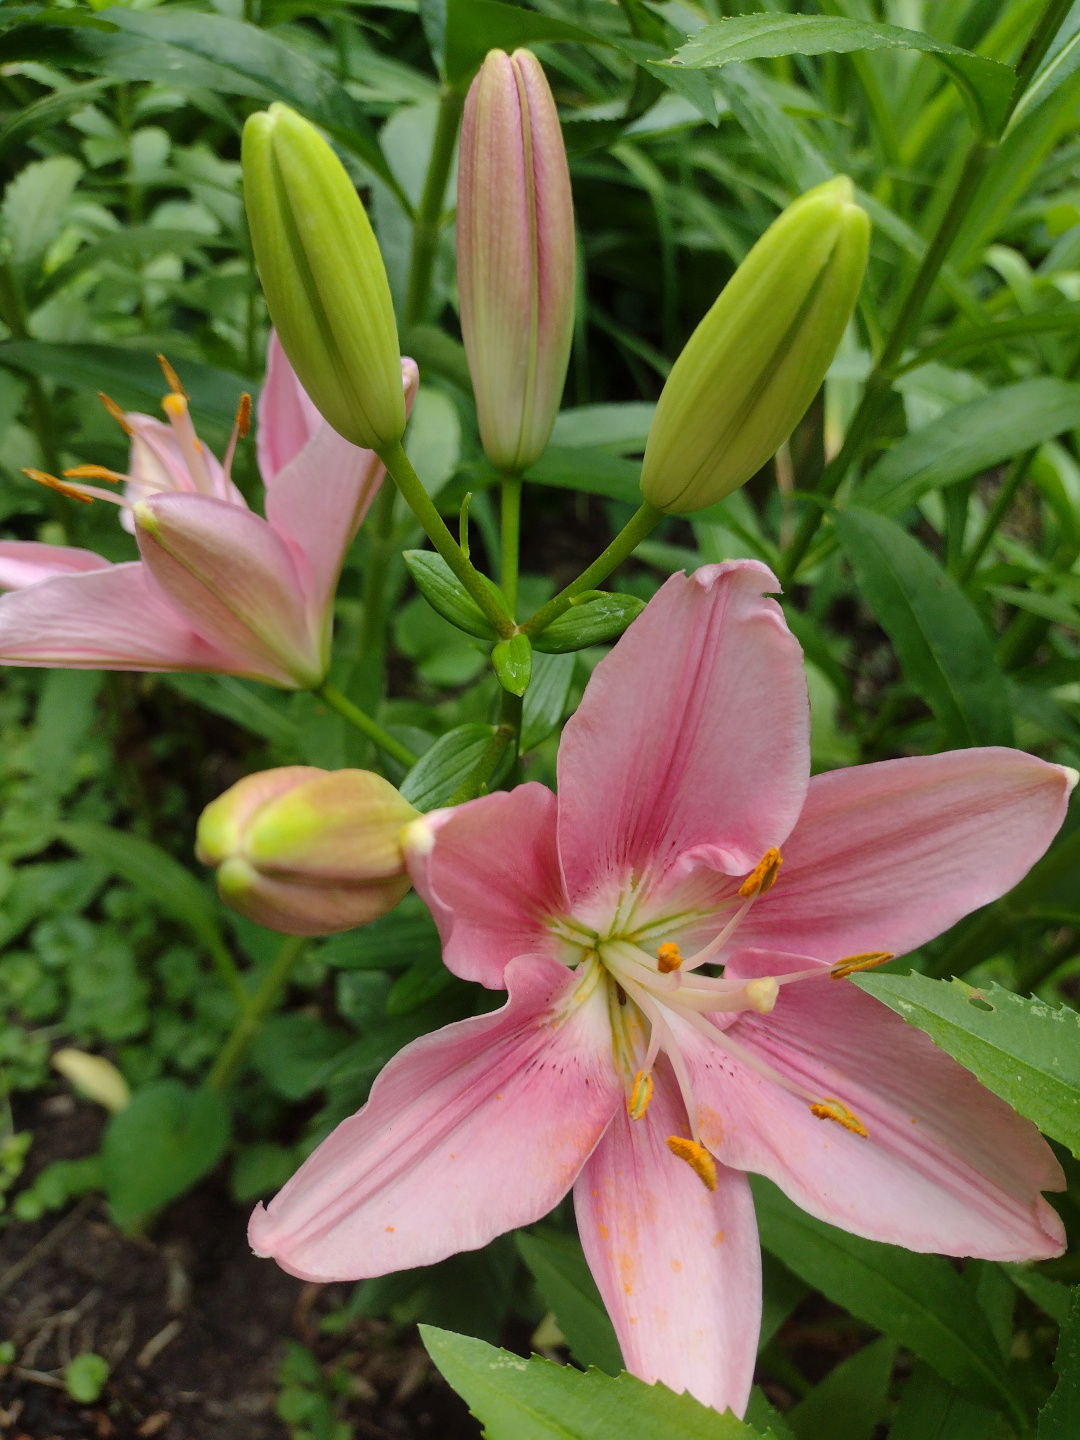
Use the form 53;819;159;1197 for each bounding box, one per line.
52;1048;130;1113
458;49;575;473
196;766;418;935
242;104;405;451
640;177;870;514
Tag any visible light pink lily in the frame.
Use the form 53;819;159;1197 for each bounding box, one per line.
249;560;1070;1417
0;336;418;688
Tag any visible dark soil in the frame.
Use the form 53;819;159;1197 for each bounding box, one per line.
0;1096;480;1440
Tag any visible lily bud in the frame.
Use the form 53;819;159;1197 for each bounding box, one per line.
640;177;870;514
458;48;576;473
242;103;405;451
197;767;418;935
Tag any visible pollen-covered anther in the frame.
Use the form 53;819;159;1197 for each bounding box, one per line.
810;1097;869;1138
157;353;188;397
656;942;682;974
98;392;133;436
738;846;782;898
237;393;252;438
162;392;189;421
23;468;93;504
666;1136;717;1191
64;465;124;483
831;952;894;980
744;977;779;1014
628;1069;653;1120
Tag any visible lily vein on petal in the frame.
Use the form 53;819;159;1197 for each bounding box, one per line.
250;560;1072;1417
0;334;418;688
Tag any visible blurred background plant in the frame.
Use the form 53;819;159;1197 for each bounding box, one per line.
0;0;1078;1437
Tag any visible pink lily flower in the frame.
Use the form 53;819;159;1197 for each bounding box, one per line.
249;560;1071;1417
0;336;418;687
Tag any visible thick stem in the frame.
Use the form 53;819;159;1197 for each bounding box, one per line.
404;87;465;328
1013;0;1074;101
355;480;399;708
500;473;523;615
523;502;663;638
207;934;306;1091
315;680;418;769
448;689;522;804
377;440;515;637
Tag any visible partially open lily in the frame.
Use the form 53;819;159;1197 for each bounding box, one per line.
248;561;1072;1417
0;336;418;687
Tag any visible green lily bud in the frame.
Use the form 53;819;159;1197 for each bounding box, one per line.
242;103;405;451
640;177;870;514
197;766;418;935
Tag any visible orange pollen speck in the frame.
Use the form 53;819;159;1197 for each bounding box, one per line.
23;469;93;504
831;951;894;979
810;1097;869;1138
98;391;133;436
628;1069;653;1120
657;942;682;974
666;1137;717;1191
64;465;124;483
739;846;782;898
157;353;188;397
237;393;252;438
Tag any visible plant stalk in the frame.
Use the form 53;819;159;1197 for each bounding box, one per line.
355;479;400;707
500;473;523;615
207;934;306;1091
404;87;465;327
958;448;1038;584
314;680;418;769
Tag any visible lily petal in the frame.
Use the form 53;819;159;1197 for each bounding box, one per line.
0;541;112;591
737;750;1074;963
405;783;568;988
575;1059;760;1417
257;329;324;481
684;951;1065;1260
556;562;809;924
249;954;621;1281
0;562;236;671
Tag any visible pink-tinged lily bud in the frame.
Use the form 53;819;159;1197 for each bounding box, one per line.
640;177;870;514
242;104;405;451
458;48;576;474
197;767;418;935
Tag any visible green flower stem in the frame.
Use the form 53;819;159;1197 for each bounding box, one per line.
927;821;1080;979
404;87;465;327
207;933;306;1091
314;680;418;769
522;501;663;639
778;141;994;586
958;448;1038;585
355;479;400;706
377;439;515;638
205;933;250;1015
448;689;523;805
1013;0;1074;101
500;473;523;615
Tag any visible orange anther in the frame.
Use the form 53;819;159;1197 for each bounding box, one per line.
657;942;682;974
739;847;782;898
64;465;124;483
810;1097;868;1138
628;1069;653;1120
236;393;252;438
23;469;93;504
98;392;133;436
830;952;894;980
157;353;187;397
666;1137;717;1191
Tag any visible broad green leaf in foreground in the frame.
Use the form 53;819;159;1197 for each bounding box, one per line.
102;1079;229;1227
420;1326;772;1439
854;972;1080;1158
399;724;494;811
516;1230;622;1376
1039;1287;1080;1438
835;509;1013;749
785;1335;895;1440
669;15;1015;138
749;1178;1021;1420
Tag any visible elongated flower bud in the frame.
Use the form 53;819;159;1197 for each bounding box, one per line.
197;767;418;935
458;48;576;473
242;103;405;451
640;177;870;514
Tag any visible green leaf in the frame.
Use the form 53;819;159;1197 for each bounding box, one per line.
28;669;102;801
320;894;440;971
550;404;655;455
63;1353;109;1405
102;1079;230;1227
786;1335;895;1440
888;1362;1012;1440
521;652;575;753
749;1177;1022;1420
0;6;118;32
250;1014;350;1101
1004;1264;1075;1325
670;15;1015;138
835;508;1013;748
532;593;646;654
420;1325;770;1438
1039;1288;1080;1439
0;76;112;157
493;633;533;697
2;155;81;272
853;972;1080;1158
403;550;499;640
527;448;643;506
399;723;493;810
386;958;454;1016
516;1229;623;1376
36;225;219;306
858;379;1080;516
164;674;299;749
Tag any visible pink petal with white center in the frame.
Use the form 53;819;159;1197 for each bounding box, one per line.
737;749;1073;964
135;493;323;688
256;330;324;482
0;561;237;672
405;784;569;988
0;541;112;591
249;954;620;1281
683;950;1065;1260
575;1059;760;1417
556;563;809;922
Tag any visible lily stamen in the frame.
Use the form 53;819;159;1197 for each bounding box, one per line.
23;468;132;510
162;392;215;495
666;1136;717;1191
98;391;133;435
222;393;252;484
